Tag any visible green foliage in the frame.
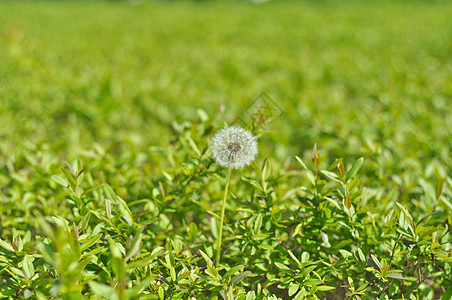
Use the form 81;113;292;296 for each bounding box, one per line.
0;0;451;299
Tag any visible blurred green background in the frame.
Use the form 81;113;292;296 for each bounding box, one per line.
1;0;451;175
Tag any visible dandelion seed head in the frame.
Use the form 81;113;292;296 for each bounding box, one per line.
211;126;258;169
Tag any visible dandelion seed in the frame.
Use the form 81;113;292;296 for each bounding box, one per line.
211;126;258;169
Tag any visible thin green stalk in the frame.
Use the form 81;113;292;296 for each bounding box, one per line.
216;167;232;266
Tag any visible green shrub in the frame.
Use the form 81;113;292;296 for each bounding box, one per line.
0;0;451;299
0;116;450;299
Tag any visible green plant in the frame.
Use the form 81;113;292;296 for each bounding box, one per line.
1;0;451;298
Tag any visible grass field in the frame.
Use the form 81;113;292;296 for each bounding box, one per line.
1;0;451;299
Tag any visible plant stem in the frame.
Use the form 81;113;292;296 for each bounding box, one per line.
216;167;232;266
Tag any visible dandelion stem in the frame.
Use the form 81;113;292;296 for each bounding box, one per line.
216;167;232;266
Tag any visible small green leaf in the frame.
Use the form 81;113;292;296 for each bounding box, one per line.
170;266;177;282
396;202;414;224
387;273;408;280
305;171;317;185
231;271;251;285
327;158;343;171
304;278;323;285
345;157;363;181
301;265;317;276
356;282;369;292
289;283;300;296
0;239;15;252
127;246;163;269
325;197;341;210
188;222;198;243
111;256;125;281
441;287;452;300
370;254;382;271
295;156;308;171
344;188;352;209
253;214;263;234
89;281;119;300
274;262;291;271
126;231;143;261
288;250;302;268
205;264;220;282
199;249;213;266
51;175;69;187
22;255;34;280
347;276;354;289
80;233;102;252
246;290;256;300
293;288;307;300
320;170;342;183
224;265;245;279
317;286;335;291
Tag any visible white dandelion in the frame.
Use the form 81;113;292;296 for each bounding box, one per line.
211;126;258;266
211;126;258;169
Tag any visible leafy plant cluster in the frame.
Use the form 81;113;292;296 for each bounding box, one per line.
0;114;451;299
1;0;451;299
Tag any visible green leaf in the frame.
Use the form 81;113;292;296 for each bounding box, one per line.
396;202;414;224
0;239;15;252
170;266;177;282
224;265;245;279
80;233;102;252
317;286;335;291
344;189;352;209
124;277;153;299
293;288;307;300
188;222;198;243
347;276;354;289
22;255;34;280
301;265;317;276
327;158;343;170
419;178;436;202
231;271;251;285
51;175;69;187
199;249;213;266
108;237;125;280
345;157;363;181
253;214;263;234
116;196;134;225
442;287;452;300
205;264;220;282
126;230;143;261
78;212;91;232
288;283;299;296
320;170;342;183
356;282;369;292
288;250;302;268
304;278;323;286
127;246;163;269
111;256;126;281
150;246;165;260
246;290;256;300
305;170;317;186
89;281;119;300
332;239;353;249
387;273;408;280
370;254;382;271
295;156;308;171
325;197;341;210
436;254;452;262
106;199;113;219
274;262;291;271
